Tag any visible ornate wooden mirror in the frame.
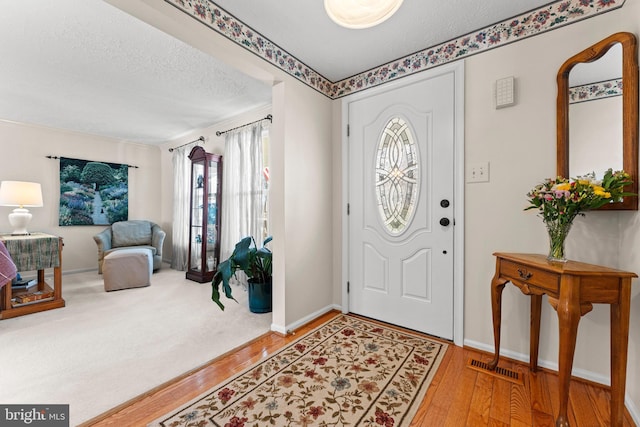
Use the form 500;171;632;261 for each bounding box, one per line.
557;32;639;210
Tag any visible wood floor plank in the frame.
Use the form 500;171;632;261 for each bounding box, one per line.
465;370;494;426
489;359;513;424
409;344;454;425
531;408;556;427
488;418;510;427
529;370;553;415
442;353;477;426
569;381;601;426
510;364;533;426
587;381;613;426
419;343;466;423
83;313;638;427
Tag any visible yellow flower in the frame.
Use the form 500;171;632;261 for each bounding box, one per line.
556;183;571;191
592;186;611;198
577;179;591;185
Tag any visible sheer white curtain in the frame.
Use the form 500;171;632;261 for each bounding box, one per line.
170;144;195;270
220;123;266;261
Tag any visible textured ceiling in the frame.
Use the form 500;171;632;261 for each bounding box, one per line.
0;0;579;144
214;0;553;82
0;0;272;144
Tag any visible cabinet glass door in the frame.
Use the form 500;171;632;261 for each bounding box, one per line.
206;159;218;272
190;162;204;272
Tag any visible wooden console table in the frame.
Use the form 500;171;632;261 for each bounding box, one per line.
0;233;64;319
488;252;636;427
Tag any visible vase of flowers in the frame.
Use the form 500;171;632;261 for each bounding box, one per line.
525;169;633;262
545;220;572;262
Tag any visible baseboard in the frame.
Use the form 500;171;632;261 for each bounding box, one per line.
464;338;640;425
464;339;611;384
62;268;97;275
627;398;640;425
271;304;341;335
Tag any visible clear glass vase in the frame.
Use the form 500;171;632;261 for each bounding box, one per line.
545;220;572;262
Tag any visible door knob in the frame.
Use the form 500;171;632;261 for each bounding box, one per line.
440;199;450;208
439;218;450;226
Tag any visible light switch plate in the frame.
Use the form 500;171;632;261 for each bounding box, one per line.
467;162;490;183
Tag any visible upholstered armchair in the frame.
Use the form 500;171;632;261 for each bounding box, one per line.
93;220;166;274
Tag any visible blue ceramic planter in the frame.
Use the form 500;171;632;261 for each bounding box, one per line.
248;278;272;313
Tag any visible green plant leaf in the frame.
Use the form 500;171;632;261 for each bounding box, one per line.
211;283;225;310
210;235;273;310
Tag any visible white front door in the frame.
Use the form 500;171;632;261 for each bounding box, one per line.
347;68;458;339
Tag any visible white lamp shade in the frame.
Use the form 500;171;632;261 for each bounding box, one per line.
0;181;43;235
0;181;43;207
324;0;404;29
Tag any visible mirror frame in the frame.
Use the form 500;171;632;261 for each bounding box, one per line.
557;32;639;210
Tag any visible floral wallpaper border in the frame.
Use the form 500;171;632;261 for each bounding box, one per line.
165;0;625;99
569;78;623;103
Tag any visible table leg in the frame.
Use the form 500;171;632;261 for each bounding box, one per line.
610;279;631;427
54;237;62;300
488;272;508;370
555;276;581;427
530;294;542;372
1;284;9;311
37;269;45;292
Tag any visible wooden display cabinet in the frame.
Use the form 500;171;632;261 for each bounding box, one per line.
186;146;222;283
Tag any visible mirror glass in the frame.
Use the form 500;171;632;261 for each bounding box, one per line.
569;44;622;179
557;32;638;210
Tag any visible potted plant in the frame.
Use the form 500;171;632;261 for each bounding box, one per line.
212;235;272;313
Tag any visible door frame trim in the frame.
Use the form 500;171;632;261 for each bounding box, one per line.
340;61;465;346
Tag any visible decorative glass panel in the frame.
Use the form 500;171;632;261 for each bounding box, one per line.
375;117;419;235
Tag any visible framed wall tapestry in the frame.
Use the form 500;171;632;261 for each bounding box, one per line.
58;157;129;226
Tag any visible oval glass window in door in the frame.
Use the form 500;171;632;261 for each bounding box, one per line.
375;117;419;235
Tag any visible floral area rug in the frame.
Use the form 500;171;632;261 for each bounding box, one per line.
150;314;448;427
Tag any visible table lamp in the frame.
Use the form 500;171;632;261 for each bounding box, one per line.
0;181;44;235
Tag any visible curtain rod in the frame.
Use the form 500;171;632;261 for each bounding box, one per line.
216;114;272;137
46;155;138;168
168;136;205;152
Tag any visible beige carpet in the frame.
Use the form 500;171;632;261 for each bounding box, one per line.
151;314;448;427
0;266;271;426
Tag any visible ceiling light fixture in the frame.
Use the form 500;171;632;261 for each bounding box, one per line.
324;0;404;29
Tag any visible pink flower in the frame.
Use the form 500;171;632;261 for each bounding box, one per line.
218;387;235;404
313;357;328;365
375;409;395;427
224;416;248;427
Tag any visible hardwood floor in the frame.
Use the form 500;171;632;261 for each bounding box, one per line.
82;311;636;427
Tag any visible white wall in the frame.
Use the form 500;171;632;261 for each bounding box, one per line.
0;119;161;272
460;2;640;416
278;81;334;326
107;0;335;333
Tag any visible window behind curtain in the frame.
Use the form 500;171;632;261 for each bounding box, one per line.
220;123;270;262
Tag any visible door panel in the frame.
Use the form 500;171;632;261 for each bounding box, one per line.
348;72;455;339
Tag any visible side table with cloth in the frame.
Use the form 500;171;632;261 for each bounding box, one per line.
0;233;64;319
